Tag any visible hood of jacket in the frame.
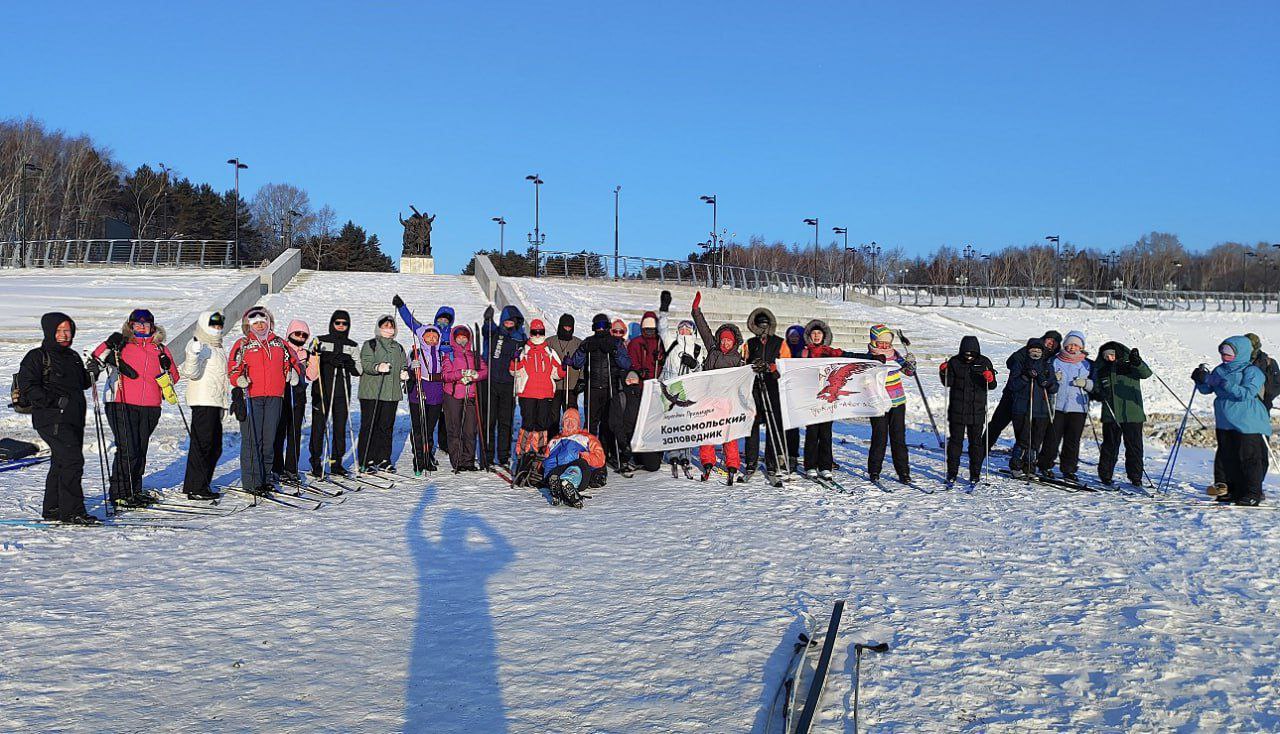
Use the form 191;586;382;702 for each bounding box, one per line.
499;305;525;336
1218;335;1254;375
959;335;981;356
804;319;833;347
195;310;225;347
120;317;167;345
451;324;473;347
1096;340;1130;363
434;306;456;327
557;313;575;339
240;305;276;338
373;314;398;344
41;311;75;352
747;307;777;337
715;323;744;352
785;324;805;348
640;311;658;331
327;309;351;335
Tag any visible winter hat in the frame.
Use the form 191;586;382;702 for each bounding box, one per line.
677;319;695;335
641;311;658;331
1026;338;1045;357
561;407;582;434
287;319;310;337
592;313;609;332
785;324;805;345
1221;342;1236;360
869;324;893;344
611;318;627;333
558;314;575;337
624;368;642;384
529;318;546;332
1041;330;1063;348
452;324;472;343
128;308;155;325
1247;333;1262;354
1063;331;1085;350
959;335;981;356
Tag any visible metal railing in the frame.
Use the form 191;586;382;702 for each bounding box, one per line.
0;239;236;268
851;283;1280;312
537;250;820;296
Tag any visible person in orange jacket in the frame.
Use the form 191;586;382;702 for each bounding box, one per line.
540;408;605;507
227;305;301;495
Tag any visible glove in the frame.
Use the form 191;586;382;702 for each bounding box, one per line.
236;375;251;388
158;351;172;372
105;332;124;350
484;305;495;322
982;370;995;383
400;369;410;381
1071;376;1092;390
680;353;698;370
1023;368;1038;379
751;359;768;375
393;294;405;309
1129;348;1142;366
692;291;702;311
939;362;948;371
1191;365;1208;385
230;387;247;422
660;290;672;312
85;359;102;381
1055;371;1063;383
186;338;202;356
377;362;391;374
288;370;300;386
596;339;613;354
115;356;139;380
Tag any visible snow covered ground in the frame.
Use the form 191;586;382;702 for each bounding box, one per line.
2;270;1279;732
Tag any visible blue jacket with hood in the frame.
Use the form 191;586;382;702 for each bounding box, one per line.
1197;335;1271;435
482;305;526;385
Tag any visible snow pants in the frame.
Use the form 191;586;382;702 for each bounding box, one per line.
409;399;442;471
946;421;986;481
1098;421;1144;485
1039;411;1086;475
1009;413;1049;473
869;404;910;480
479;380;516;466
746;378;785;473
106;403;160;501
240;396;281;490
309;378;351;476
699;441;741;470
443;394;479;470
1215;429;1268;503
804;422;835;472
183;405;223;495
357;398;397;469
37;422;86;521
273;381;307;475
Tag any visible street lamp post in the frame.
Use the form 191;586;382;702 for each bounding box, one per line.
803;217;819;281
18;162;44;266
1045;235;1060;307
491;216;506;256
613;185;621;280
227;158;248;267
525;174;544;276
833;226;849;300
699;195;718;286
283;208;302;251
862;241;881;293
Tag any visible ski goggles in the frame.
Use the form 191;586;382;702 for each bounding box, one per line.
208;312;226;328
129;308;154;325
530;328;546;336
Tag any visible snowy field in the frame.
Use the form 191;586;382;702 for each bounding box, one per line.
2;271;1279;732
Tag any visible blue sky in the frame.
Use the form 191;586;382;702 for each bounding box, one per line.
4;1;1277;273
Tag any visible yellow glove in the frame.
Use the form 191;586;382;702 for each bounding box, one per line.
157;372;178;405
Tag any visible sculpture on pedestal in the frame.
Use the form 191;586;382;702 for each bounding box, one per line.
399;205;435;257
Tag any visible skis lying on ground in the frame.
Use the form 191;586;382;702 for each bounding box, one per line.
788;599;846;734
999;468;1096;494
0;456;51;473
223;485;324;510
0;517;197;531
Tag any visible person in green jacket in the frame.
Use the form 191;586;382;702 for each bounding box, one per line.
1088;340;1152;487
358;314;408;471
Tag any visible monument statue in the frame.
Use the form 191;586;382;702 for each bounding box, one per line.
399;205;435;257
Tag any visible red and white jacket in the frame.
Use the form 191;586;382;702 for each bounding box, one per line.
512;339;565;399
227;307;302;399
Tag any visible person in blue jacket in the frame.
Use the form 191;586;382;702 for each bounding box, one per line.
1037;330;1092;482
1194;335;1270;505
480;304;526;470
1007;337;1059;476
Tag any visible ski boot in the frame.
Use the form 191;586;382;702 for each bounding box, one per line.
559;478;583;508
819;469;833;480
66;514;101;526
619;462;636;478
805;468;819;480
726;467;737;486
680;458;694;479
738;466;755;484
671;461;680;479
700;465;712;482
944;474;957;489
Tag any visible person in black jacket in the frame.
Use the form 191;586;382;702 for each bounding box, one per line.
479;304;526;469
987;329;1061;450
1006;337;1059;475
308;309;360;477
15;312;97;524
567;313;632;465
939;335;998;484
744;307;787;481
607;369;649;476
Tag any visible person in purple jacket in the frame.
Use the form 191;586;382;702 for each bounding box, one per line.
408;325;446;475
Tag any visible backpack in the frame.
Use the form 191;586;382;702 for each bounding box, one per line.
1260;355;1280;411
9;349;50;415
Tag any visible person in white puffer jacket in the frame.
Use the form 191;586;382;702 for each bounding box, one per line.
181;311;229;499
656;289;702;473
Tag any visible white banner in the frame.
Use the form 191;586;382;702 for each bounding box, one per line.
776;358;892;429
631;366;757;451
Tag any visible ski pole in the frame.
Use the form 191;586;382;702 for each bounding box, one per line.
757;372;791;477
89;376;112;516
1157;382;1198;493
1151;368;1210;431
1097;390;1158;489
897;331;943;449
852;641;890;734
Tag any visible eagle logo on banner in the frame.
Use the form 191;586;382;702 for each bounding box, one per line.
816;362;878;403
658;379;696;412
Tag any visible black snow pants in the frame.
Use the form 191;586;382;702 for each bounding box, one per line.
183;405;223;495
37;422;87;520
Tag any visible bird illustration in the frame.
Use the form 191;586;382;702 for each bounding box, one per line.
659;380;696;411
816;362;877;403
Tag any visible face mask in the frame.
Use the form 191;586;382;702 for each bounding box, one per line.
380;326;395;338
719;333;735;353
1029;349;1043;360
1221;349;1236;363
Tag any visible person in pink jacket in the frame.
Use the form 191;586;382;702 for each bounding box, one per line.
441;324;488;471
89;308;179;507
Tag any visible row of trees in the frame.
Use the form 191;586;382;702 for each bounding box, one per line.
0;117;393;271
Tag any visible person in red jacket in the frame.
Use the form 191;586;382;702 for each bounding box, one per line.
90;308;179;507
627;311;665;381
799;319;864;479
512;318;566;460
227;305;301;495
442;324;489;471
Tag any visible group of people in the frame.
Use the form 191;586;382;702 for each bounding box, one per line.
12;289;1277;521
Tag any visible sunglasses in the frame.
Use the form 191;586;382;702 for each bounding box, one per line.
530;329;546;336
333;321;349;327
611;329;626;336
291;331;308;338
